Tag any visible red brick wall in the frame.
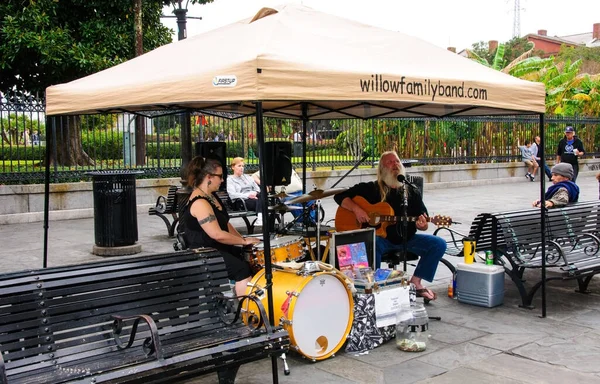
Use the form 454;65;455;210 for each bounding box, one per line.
526;37;563;57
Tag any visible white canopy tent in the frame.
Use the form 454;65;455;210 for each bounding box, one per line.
46;4;545;118
43;5;551;358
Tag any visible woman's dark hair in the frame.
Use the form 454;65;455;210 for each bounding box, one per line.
186;156;222;187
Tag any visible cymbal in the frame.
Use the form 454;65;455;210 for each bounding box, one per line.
269;191;295;199
287;187;348;204
268;204;303;212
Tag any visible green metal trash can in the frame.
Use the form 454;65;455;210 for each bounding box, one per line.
87;170;143;247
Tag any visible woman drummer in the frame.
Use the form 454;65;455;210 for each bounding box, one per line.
180;156;260;296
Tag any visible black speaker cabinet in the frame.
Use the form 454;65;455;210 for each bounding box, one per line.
264;141;292;186
195;141;227;188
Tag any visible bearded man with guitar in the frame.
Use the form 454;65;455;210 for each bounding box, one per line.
334;151;447;302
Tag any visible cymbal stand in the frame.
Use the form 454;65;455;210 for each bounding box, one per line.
315;198;322;262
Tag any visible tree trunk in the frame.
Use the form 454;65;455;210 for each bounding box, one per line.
133;0;146;166
134;0;143;56
47;116;94;166
135;115;146;166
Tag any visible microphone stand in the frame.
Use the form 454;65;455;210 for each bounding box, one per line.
331;151;370;188
400;184;409;273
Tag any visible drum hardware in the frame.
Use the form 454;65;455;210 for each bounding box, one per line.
279;353;291;376
279;317;292;326
268;203;303;212
286;187;346;262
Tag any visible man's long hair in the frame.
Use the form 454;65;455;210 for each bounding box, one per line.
377;151;406;202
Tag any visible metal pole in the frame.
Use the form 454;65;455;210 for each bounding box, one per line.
255;102;279;384
174;7;188;41
539;113;547;318
301;104;308;193
42;117;54;268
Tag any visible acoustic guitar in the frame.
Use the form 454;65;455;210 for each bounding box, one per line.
334;196;453;238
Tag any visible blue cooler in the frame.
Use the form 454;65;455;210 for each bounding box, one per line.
456;263;505;308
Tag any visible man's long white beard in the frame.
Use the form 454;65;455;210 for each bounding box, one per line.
382;169;402;189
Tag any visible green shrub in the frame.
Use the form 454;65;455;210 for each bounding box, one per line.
147;142;181;159
0;145;46;161
81;133;124;160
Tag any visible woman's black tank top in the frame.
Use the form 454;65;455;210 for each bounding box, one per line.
181;194;230;250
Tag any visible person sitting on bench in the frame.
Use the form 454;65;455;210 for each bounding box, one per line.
334;151;446;302
227;157;263;226
532;163;580;209
180;156;260;296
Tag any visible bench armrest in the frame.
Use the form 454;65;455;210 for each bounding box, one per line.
112;314;164;360
554;233;600;257
154;195;168;214
216;294;273;334
433;226;468;257
0;350;6;384
231;197;250;212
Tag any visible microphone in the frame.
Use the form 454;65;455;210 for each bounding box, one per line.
397;174;419;193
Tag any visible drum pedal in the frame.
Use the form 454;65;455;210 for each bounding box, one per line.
280;353;291;375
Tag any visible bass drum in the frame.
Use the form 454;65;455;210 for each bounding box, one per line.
244;268;353;361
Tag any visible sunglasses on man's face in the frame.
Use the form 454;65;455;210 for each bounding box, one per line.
210;173;224;179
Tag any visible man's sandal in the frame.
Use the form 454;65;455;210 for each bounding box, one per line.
416;288;437;304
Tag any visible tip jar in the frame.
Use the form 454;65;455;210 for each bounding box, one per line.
395;302;429;352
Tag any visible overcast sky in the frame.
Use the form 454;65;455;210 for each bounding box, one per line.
161;0;600;50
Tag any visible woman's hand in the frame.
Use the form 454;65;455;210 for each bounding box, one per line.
243;237;260;246
247;192;258;199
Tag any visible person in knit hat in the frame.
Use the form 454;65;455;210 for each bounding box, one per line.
556;126;584;182
532;163;580;208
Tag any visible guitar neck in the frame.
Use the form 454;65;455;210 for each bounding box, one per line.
379;215;424;224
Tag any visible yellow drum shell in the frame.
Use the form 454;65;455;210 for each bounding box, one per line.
251;236;306;268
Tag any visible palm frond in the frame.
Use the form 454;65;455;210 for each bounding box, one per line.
508;57;554;78
491;43;505;70
464;49;490;67
502;44;535;74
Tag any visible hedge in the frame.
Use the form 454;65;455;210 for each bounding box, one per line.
2;138;339;161
0;145;45;161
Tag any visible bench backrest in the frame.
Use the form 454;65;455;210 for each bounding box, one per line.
164;185;179;212
469;201;600;266
0;249;230;382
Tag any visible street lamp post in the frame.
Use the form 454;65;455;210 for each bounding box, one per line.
160;1;202;201
173;1;189;41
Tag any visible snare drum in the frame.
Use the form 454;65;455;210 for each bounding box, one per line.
243;267;354;360
248;236;306;269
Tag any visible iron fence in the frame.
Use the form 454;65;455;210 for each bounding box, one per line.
1;96;599;185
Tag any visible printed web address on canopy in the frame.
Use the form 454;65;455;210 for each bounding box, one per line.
359;75;488;101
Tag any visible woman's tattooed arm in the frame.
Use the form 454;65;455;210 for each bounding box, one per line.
197;214;216;225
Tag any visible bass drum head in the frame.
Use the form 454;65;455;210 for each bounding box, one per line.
244;269;353;360
290;272;353;360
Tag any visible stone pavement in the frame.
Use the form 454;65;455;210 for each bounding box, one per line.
1;175;600;383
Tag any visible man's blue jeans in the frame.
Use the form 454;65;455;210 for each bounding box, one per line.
375;234;447;282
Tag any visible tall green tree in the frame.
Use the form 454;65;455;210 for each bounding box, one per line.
0;0;212;166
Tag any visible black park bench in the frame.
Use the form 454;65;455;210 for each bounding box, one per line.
0;249;289;384
148;185;179;237
434;201;600;308
215;190;259;234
